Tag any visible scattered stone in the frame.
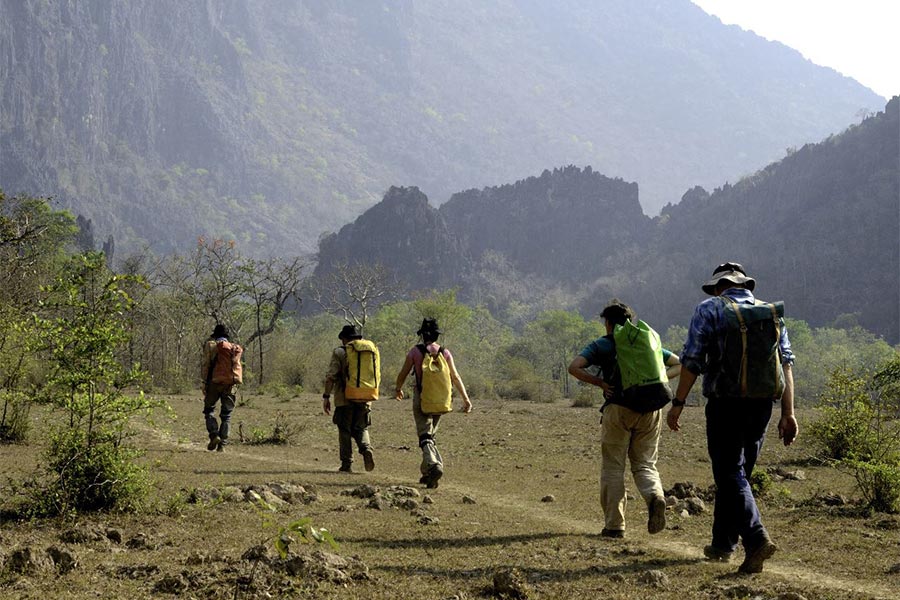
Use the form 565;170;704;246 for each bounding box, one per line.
678;509;689;519
418;515;440;525
59;524;107;544
222;486;245;502
666;481;716;501
46;546;78;574
395;498;419;511
423;495;434;504
367;494;384;510
638;569;668;587
685;497;706;515
344;484;379;499
125;533;156;550
386;485;420;498
462;495;477;505
153;574;188;594
665;495;678;507
278;549;370;583
334;504;355;512
6;547;53;575
492;568;530;599
188;487;222;503
105;528;123;544
887;563;900;574
541;495;555;503
776;468;806;481
821;493;847;506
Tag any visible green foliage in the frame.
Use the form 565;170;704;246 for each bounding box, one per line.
846;459;900;514
274;517;338;558
30;427;150;515
808;368;877;461
0;391;31;442
749;470;773;498
245;412;303;445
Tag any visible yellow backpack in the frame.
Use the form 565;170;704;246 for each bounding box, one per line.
418;344;452;414
345;339;380;401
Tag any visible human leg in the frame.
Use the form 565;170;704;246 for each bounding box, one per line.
413;394;442;486
217;387;235;447
350;403;374;471
627;408;666;533
599;404;631;533
203;386;221;449
332;405;354;470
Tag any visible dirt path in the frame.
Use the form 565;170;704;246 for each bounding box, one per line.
144;425;896;600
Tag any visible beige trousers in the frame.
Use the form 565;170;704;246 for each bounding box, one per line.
599;403;664;532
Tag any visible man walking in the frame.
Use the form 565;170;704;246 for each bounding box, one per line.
568;300;681;538
667;262;797;574
201;323;243;452
323;324;376;473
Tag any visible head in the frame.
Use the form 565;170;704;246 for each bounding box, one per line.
211;323;230;339
416;318;442;344
600;299;634;333
338;324;362;344
701;262;756;296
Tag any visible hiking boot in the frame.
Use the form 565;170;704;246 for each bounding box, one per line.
216;441;225;452
419;474;429;484
338;464;352;473
600;528;625;539
362;449;375;472
647;495;667;534
207;435;220;451
738;537;777;574
703;544;734;562
424;465;443;489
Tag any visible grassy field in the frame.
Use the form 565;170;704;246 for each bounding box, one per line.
1;390;898;599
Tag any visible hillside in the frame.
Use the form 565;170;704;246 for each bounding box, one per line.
316;98;900;343
0;0;885;254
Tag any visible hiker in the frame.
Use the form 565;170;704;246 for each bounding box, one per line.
667;262;796;574
568;300;681;539
394;318;473;488
201;323;243;452
322;324;377;473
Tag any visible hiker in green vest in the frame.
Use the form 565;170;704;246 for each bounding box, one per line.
322;324;376;473
568;300;681;538
667;262;796;574
394;318;473;488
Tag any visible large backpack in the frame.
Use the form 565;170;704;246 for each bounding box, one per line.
714;297;786;399
611;319;673;413
345;339;381;401
209;340;243;385
416;344;453;415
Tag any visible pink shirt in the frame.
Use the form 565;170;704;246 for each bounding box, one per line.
407;343;454;386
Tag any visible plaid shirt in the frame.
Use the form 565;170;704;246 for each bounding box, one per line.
680;287;794;398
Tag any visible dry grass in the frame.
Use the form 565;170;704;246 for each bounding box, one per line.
0;392;898;599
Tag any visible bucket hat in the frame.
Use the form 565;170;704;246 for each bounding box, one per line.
416;318;442;335
702;262;756;295
338;324;362;340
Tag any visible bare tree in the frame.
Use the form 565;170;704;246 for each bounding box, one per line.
307;262;401;331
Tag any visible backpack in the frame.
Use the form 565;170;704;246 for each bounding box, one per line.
345;339;381;401
209;340;243;385
610;319;672;413
714;297;786;399
416;344;453;415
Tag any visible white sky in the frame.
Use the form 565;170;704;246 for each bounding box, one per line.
691;0;900;99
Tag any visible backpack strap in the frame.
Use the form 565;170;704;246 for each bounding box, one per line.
722;296;749;396
206;346;217;387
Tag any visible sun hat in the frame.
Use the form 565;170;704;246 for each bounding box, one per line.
338;324;362;340
416;318;442;335
701;262;756;295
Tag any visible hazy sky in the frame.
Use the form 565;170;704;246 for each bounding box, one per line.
691;0;899;99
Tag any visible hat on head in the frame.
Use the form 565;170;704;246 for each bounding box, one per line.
211;323;230;339
416;318;442;336
702;262;756;295
338;324;362;340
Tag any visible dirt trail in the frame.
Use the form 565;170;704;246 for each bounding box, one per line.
145;426;895;600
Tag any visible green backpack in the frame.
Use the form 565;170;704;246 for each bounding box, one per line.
612;320;673;413
714;297;786;399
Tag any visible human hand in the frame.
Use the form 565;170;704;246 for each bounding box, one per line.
395;389;404;401
322;396;331;416
779;414;798;446
462;397;473;414
666;405;683;432
602;383;615;400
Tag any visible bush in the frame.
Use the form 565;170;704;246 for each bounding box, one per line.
848;459;900;514
571;387;597;408
808;368;877;461
0;391;31;443
30;428;149;516
245;412;303;445
749;470;772;498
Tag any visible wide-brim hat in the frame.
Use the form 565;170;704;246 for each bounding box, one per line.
211;323;230;338
338;324;362;340
702;262;756;295
416;318;442;335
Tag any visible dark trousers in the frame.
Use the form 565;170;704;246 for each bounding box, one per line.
705;397;774;552
333;403;372;467
204;383;236;443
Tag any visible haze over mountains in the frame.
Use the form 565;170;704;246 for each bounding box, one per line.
316;98;900;343
0;0;885;254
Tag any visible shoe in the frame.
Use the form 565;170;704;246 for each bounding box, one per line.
338;464;352;473
207;435;220;451
216;442;224;452
424;465;443;489
362;449;375;472
647;495;666;534
703;544;734;562
419;474;428;484
600;528;625;539
738;538;777;574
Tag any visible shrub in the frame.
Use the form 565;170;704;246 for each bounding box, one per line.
0;391;31;443
808;368;877;461
246;412;303;445
571;387;597;408
749;470;772;498
31;428;149;515
847;459;900;514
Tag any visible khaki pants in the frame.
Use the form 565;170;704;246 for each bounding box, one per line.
332;403;372;468
599;403;664;532
413;392;443;475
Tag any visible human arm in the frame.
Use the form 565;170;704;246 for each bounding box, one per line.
394;354;414;400
445;352;472;413
778;363;797;445
664;352;681;381
322;349;343;415
666;367;698;432
568;354;614;399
